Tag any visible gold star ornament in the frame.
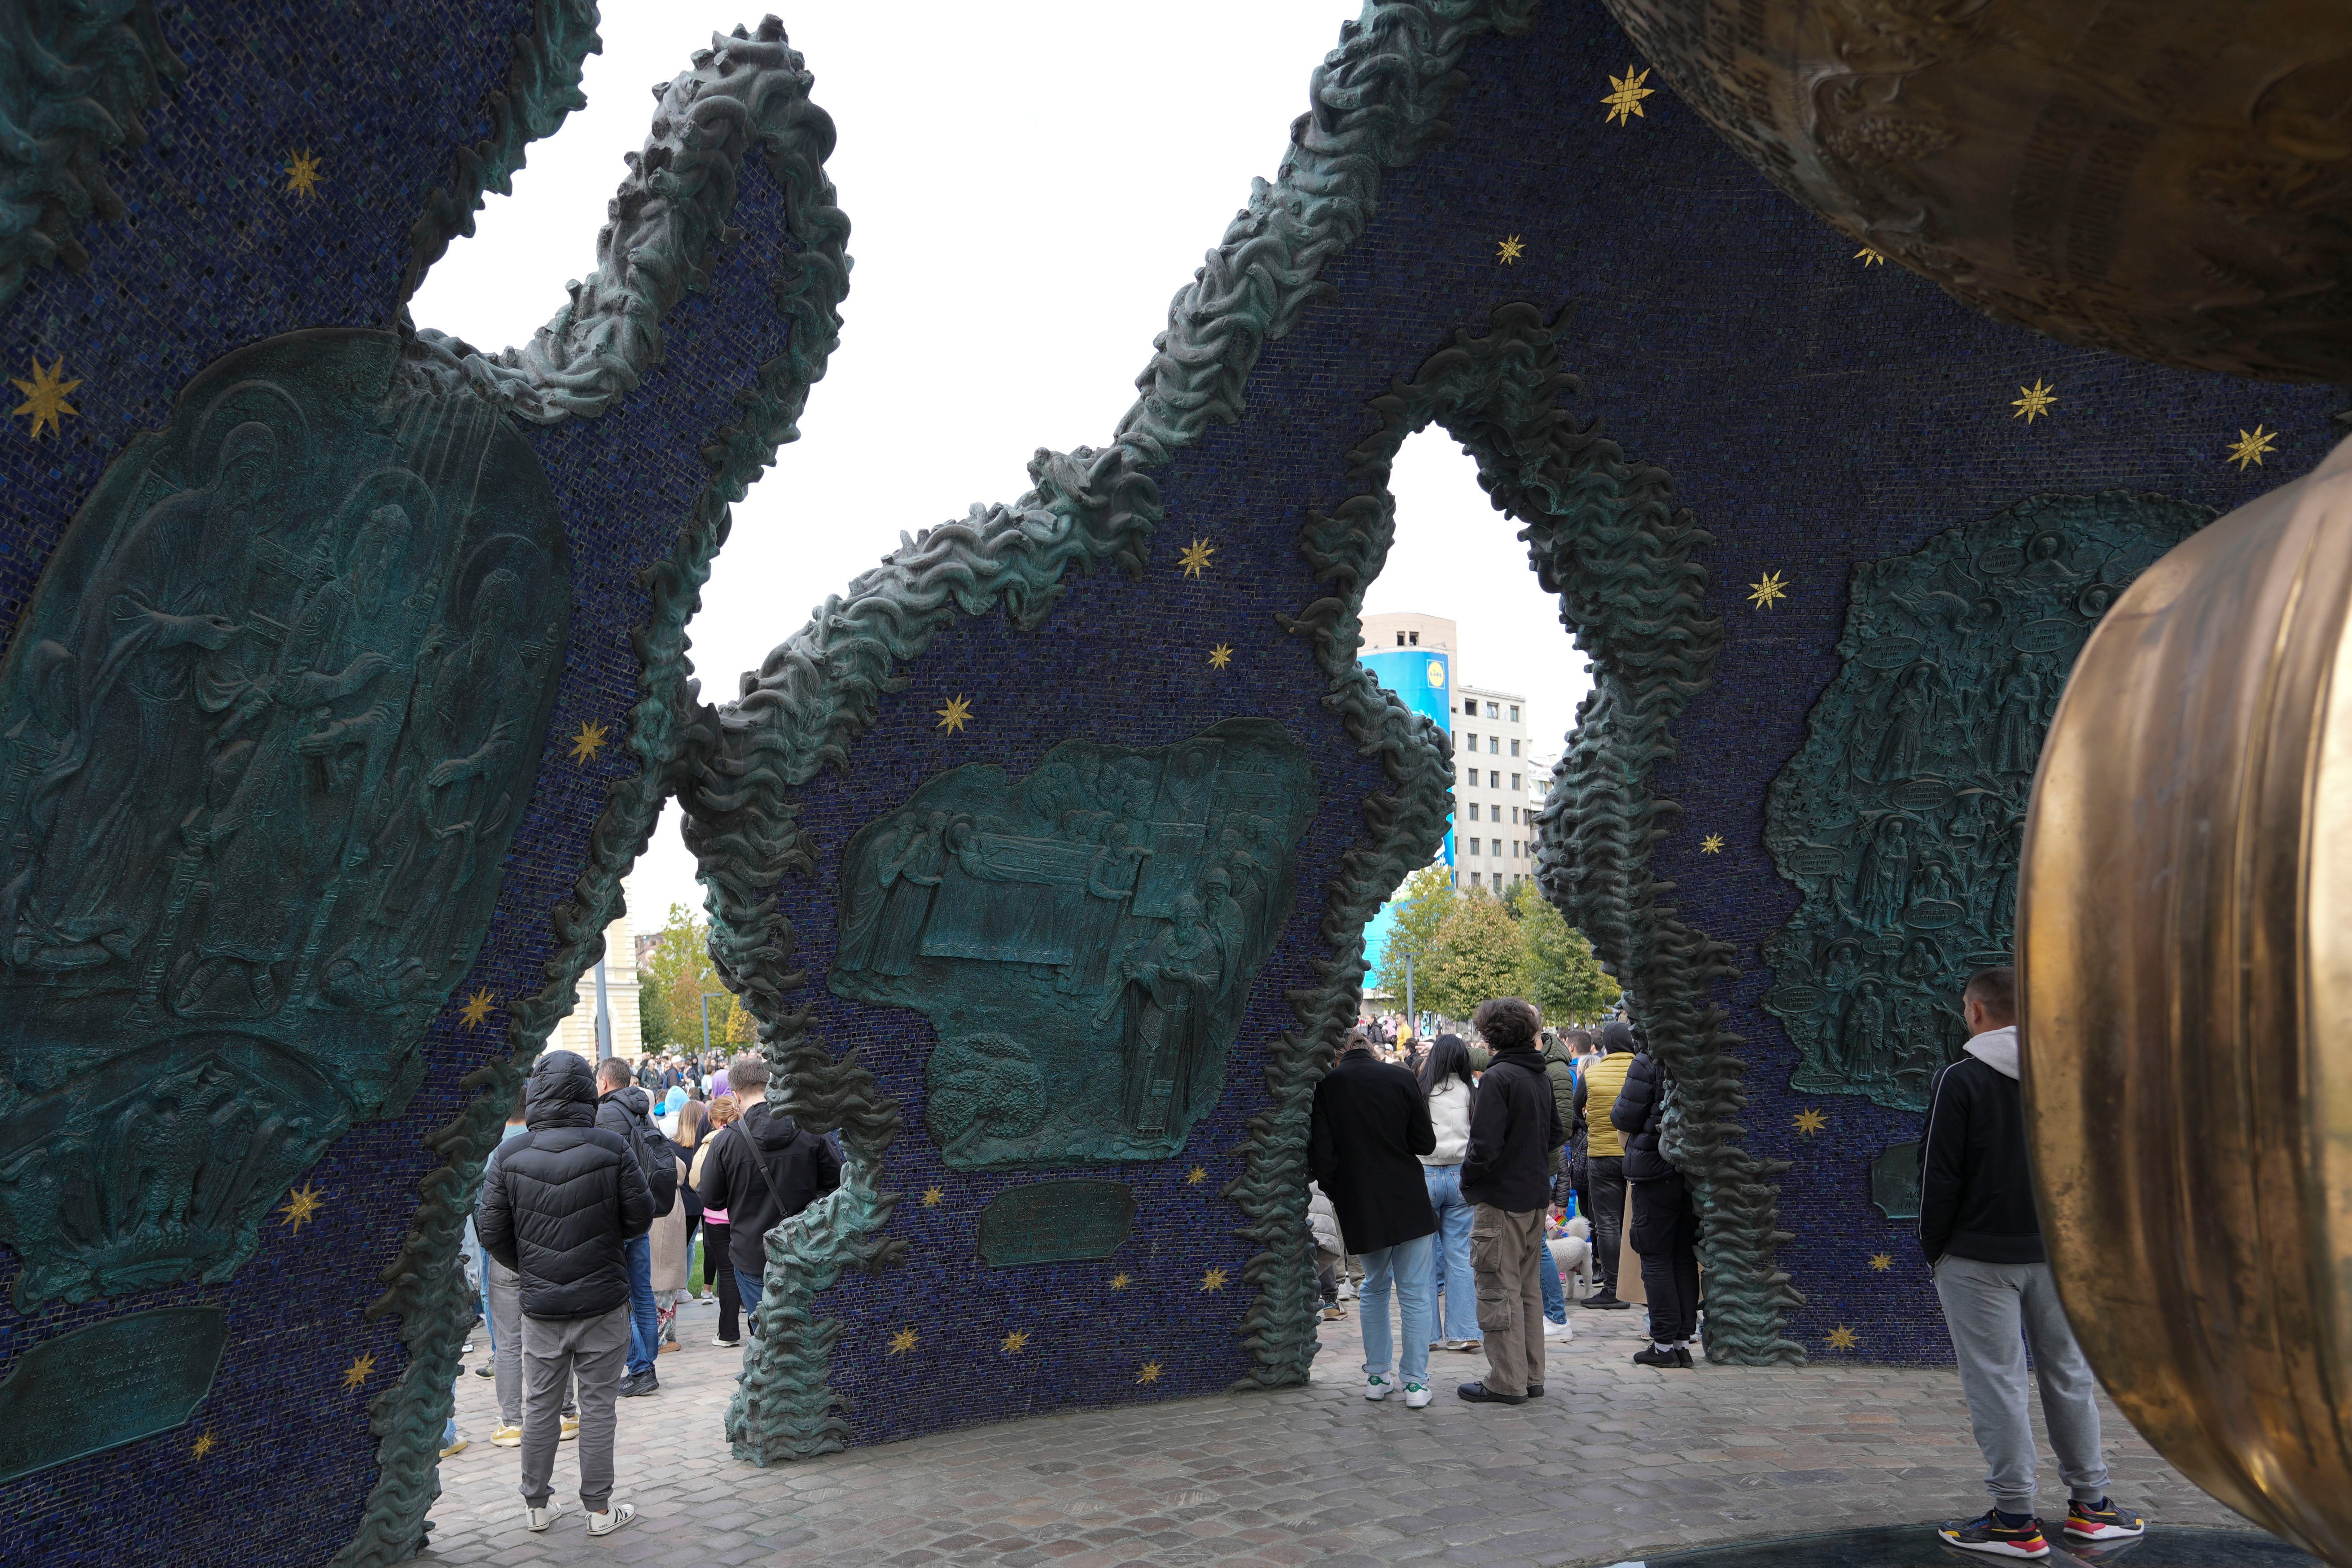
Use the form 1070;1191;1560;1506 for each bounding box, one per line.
2011;377;2058;423
1186;1165;1208;1185
1855;246;1885;266
1201;1266;1229;1292
1208;644;1233;671
1137;1359;1164;1384
921;1186;943;1207
934;694;972;734
1178;538;1215;578
1748;570;1789;610
1869;1253;1894;1272
1495;234;1526;265
457;989;495;1030
341;1352;377;1392
569;719;610;764
191;1429;219;1460
887;1327;918;1355
1826;1325;1859;1351
1001;1329;1030;1354
279;1183;324;1232
1699;834;1725;854
1793;1109;1828;1135
11;356;81;440
1603;65;1655;126
1108;1271;1131;1291
2228;424;2279;471
285;149;327;198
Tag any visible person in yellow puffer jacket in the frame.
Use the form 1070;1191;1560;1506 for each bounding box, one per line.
1571;1020;1636;1308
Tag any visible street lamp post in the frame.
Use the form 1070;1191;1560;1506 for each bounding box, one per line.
592;956;613;1060
700;992;727;1058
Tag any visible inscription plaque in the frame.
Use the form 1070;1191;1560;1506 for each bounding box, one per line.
977;1180;1137;1267
0;1305;227;1483
1870;1140;1923;1222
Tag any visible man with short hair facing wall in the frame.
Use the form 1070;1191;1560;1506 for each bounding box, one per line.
1456;997;1564;1404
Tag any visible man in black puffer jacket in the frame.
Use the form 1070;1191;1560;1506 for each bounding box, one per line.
476;1050;653;1538
1457;996;1564;1406
1612;1041;1700;1369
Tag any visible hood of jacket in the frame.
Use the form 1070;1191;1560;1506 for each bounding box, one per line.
1541;1034;1575;1067
744;1099;805;1151
1964;1025;2020;1079
600;1083;654;1126
1599;1019;1636;1055
1487;1043;1548;1076
526;1051;598;1130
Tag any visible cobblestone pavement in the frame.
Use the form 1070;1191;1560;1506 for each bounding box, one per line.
412;1295;2254;1568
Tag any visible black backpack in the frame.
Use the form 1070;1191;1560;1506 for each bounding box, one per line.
641;1123;679;1217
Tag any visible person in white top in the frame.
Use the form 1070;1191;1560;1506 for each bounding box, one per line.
1417;1034;1481;1353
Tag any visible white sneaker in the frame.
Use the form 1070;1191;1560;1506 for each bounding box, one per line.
1543;1317;1574;1340
1364;1373;1393;1401
1337;1282;1354;1301
524;1502;562;1533
586;1503;636;1537
1402;1381;1432;1409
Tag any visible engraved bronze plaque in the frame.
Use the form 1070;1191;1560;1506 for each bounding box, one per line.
977;1180;1137;1267
1869;1141;1923;1223
0;1305;228;1483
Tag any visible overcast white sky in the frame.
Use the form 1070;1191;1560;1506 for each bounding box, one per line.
412;1;1590;928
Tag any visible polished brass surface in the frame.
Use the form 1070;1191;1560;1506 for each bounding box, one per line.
2022;435;2352;1563
1599;0;2352;381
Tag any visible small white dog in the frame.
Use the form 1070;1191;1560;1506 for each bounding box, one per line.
1549;1215;1594;1299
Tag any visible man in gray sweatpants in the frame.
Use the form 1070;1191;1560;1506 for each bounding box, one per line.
1919;966;2144;1560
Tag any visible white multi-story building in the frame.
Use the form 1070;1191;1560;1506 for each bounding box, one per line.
1452;682;1537;892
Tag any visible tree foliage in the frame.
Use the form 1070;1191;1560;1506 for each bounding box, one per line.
1372;865;1456;1004
1374;871;1621;1027
1507;879;1621;1024
636;902;752;1054
1418;889;1522;1020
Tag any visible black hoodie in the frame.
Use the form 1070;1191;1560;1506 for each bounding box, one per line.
1461;1044;1564;1212
696;1100;841;1279
477;1051;655;1319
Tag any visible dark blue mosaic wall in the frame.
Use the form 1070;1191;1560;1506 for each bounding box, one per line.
792;0;2343;1448
0;4;801;1563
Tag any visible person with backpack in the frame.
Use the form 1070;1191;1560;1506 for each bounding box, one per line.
696;1052;839;1316
594;1056;677;1398
1612;1035;1700;1368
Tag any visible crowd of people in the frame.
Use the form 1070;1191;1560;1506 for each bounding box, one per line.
449;969;2148;1559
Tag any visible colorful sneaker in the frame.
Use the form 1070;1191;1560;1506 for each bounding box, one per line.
1402;1381;1432;1409
490;1424;523;1448
1938;1512;2051;1558
560;1415;579;1442
439;1432;469;1458
2063;1499;2146;1542
1364;1373;1393;1401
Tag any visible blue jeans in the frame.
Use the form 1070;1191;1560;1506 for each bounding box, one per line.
1423;1165;1479;1342
1540;1235;1567;1323
1358;1233;1435;1387
735;1266;764;1319
623;1234;657;1376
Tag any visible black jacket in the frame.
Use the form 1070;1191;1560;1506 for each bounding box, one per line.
1918;1044;2044;1266
1612;1052;1675;1183
1461;1045;1564;1212
1308;1050;1437;1253
597;1084;677;1216
477;1051;655;1320
696;1101;841;1278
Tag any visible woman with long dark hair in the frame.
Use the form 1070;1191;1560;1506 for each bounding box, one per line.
1417;1033;1481;1353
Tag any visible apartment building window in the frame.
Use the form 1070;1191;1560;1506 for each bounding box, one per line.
1509;705;1520;723
1488;736;1499;754
1489;770;1500;788
1409;631;1419;645
1465;732;1477;751
1511;773;1521;791
1463;766;1475;787
1471;872;1483;887
1510;807;1519;824
1510;739;1520;758
1465;803;1479;821
1463;698;1476;716
1486;701;1499;719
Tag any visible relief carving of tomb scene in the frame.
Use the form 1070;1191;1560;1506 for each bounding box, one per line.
830;719;1315;1167
1760;494;2207;1112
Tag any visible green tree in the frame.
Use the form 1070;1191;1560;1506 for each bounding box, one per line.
1507;879;1621;1024
637;950;674;1051
1373;864;1457;1005
1419;888;1524;1020
639;902;735;1054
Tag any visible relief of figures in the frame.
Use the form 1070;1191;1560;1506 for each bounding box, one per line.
1761;492;2211;1112
829;718;1316;1167
0;329;569;1303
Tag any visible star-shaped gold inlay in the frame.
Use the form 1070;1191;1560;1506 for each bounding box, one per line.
2227;424;2279;471
341;1352;377;1392
1137;1359;1164;1384
1869;1253;1894;1272
1109;1272;1131;1291
569;719;610;764
2011;377;2058;423
1826;1325;1859;1351
1602;65;1655;126
1001;1329;1030;1354
285;149;327;199
457;989;495;1030
1201;1266;1229;1292
1495;234;1526;265
921;1186;943;1207
1855;246;1884;266
887;1327;918;1354
1186;1165;1207;1185
1208;644;1233;670
1178;538;1215;578
934;694;972;734
191;1429;218;1460
1748;570;1789;610
279;1182;324;1232
1793;1109;1827;1135
1699;834;1725;854
11;356;81;440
